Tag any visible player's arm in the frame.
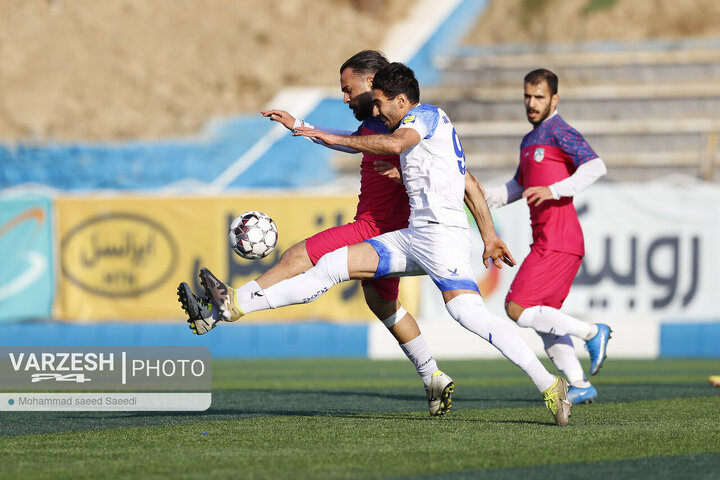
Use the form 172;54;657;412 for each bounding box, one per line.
464;172;516;269
261;109;360;153
293;126;420;156
484;178;524;209
524;157;607;206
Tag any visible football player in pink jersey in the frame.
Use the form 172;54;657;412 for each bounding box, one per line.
484;69;611;405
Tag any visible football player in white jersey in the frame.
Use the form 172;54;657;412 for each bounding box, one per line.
199;62;572;425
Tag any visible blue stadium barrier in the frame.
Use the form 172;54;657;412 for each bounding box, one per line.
659;322;720;358
0;116;336;191
0;322;369;358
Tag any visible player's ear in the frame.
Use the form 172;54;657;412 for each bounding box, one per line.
551;93;559;110
365;75;374;89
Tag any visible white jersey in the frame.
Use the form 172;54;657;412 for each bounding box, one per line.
397;104;469;229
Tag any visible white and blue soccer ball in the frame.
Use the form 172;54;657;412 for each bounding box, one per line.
229;211;278;260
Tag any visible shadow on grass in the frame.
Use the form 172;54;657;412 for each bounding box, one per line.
335;413;551;427
0;388;417;436
0;387;553;437
3;381;711;436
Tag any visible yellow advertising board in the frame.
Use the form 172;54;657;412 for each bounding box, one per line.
55;195;419;322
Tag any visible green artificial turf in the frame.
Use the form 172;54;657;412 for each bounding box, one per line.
1;359;719;479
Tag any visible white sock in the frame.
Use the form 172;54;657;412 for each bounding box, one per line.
236;289;271;314
237;280;260;293
231;280;270;314
445;294;556;393
399;334;438;386
539;333;591;388
239;247;350;314
517;306;597;340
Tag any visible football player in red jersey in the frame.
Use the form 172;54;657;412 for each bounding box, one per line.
484;69;611;405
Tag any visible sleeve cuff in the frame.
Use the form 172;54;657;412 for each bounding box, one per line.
549;184;561;200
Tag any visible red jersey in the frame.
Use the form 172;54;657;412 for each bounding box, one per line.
353;117;410;231
514;114;598;257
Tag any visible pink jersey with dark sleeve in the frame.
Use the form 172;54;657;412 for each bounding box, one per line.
514;114;598;256
354;117;410;231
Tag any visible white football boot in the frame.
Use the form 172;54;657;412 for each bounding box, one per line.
425;370;454;416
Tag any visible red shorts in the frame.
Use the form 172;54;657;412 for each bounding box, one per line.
305;219;401;301
506;246;582;309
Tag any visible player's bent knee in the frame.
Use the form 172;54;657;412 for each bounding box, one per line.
315;246;350;285
445;293;481;317
362;284;397;319
278;242;311;269
445;294;494;340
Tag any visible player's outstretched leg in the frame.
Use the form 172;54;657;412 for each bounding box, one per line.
585;323;612;375
199;268;245;322
177;282;219;335
207;245;352;320
425;370;454;416
446;294;572;425
542;376;572;426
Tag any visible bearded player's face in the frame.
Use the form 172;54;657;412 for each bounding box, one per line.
524;80;558;126
340;68;374;121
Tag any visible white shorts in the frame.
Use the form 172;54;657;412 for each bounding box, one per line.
365;224;479;293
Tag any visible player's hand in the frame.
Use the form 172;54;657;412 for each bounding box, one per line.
522;186;553;206
292;126;338;145
261;109;296;130
373;160;402;184
482;236;516;269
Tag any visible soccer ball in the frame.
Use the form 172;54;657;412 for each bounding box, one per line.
228;211;278;260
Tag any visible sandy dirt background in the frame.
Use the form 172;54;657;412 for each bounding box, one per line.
0;0;717;142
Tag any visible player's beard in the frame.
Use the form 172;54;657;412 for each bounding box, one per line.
527;103;552;126
349;91;374;121
379;114;401;132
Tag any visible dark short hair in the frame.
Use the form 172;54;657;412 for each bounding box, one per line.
372;62;420;103
524;68;559;95
340;50;389;76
